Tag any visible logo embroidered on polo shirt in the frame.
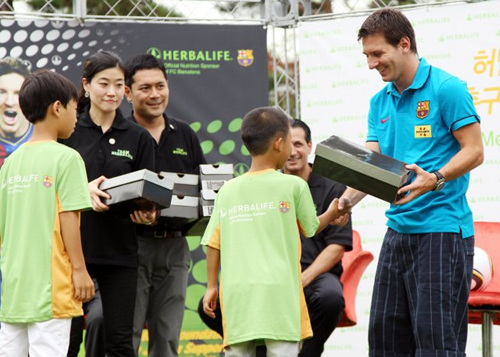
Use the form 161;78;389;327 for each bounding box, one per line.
416;101;430;119
43;176;54;188
111;149;133;160
173;148;188;156
279;201;290;213
415;125;432;138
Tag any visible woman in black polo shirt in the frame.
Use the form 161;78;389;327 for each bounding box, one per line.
63;51;156;357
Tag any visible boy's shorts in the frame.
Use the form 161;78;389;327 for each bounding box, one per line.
0;318;72;357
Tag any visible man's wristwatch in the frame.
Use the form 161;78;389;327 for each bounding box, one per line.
433;171;446;191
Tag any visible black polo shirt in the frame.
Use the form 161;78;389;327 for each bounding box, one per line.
131;113;207;233
62;106;156;268
301;171;353;277
147;114;207;174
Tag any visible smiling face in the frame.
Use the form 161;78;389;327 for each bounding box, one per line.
126;68;169;122
362;33;410;89
0;72;30;139
285;126;312;175
83;66;125;115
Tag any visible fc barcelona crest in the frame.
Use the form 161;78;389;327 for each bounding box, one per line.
279;201;290;213
237;49;254;67
416;101;430;119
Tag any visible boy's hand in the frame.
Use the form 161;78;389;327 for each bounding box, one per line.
203;287;218;318
89;176;110;212
329;197;351;226
73;267;95;302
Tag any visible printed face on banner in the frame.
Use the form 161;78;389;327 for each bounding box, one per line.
83;66;125;115
127;68;169;121
0;73;29;139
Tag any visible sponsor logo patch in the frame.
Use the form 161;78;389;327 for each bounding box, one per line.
415;125;432;138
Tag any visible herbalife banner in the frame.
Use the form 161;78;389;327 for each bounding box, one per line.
0;20;268;170
0;19;267;356
299;2;499;356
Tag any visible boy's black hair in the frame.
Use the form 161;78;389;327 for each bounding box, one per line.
241;107;290;156
19;69;77;124
78;50;126;113
125;54;168;87
0;57;30;77
289;118;312;143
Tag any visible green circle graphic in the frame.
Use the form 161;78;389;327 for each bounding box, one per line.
200;140;214;155
190;121;202;133
185;283;207;311
207;120;223;134
219;140;236;156
228;117;243;133
192;259;208;284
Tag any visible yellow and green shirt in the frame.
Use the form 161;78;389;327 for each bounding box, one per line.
202;169;319;347
0;141;92;323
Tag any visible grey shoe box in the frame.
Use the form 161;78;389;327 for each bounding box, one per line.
99;169;174;209
199;164;234;191
313;135;414;203
200;189;218;217
159;172;200;196
160;195;200;219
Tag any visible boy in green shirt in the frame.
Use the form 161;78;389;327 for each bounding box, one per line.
202;107;349;356
0;70;95;356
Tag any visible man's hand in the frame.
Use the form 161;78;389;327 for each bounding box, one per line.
130;207;158;225
88;176;110;212
394;164;436;205
73;267;95;302
203;287;218;318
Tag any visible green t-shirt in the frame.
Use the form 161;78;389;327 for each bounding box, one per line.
0;141;92;323
201;169;319;346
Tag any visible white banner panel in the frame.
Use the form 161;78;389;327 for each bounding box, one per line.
299;2;500;356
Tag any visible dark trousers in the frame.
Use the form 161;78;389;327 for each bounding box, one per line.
197;271;344;357
67;285;105;357
369;229;474;357
67;264;137;357
301;273;344;357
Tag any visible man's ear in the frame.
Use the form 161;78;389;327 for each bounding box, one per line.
399;36;412;53
307;140;313;155
124;86;132;103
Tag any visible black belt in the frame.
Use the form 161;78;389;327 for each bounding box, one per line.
140;229;183;239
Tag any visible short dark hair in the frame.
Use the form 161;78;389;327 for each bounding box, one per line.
19;70;77;124
290;118;312;143
0;57;30;77
125;54;168;87
78;50;126;113
358;9;417;54
241;107;290;156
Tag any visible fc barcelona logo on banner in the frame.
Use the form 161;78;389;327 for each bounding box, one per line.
237;49;254;67
279;201;290;213
416;101;430;119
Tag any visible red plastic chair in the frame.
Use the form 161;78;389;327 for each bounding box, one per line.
337;230;374;327
468;221;500;357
